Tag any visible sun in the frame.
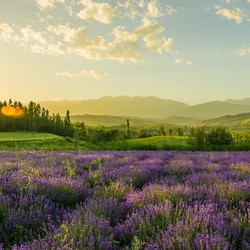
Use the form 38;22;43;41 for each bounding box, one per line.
1;106;24;118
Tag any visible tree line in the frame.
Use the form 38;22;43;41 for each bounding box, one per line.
0;99;122;143
187;126;250;150
0;99;74;137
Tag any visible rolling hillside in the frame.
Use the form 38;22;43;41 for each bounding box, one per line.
0;132;60;141
197;112;250;127
162;116;200;125
70;114;158;127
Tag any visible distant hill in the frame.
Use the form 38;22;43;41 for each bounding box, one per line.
40;96;189;119
70;114;158;127
225;98;250;106
197;112;250;127
39;96;250;120
162;116;200;125
175;101;250;119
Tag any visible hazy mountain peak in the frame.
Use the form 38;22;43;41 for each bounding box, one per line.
39;96;250;120
225;97;250;106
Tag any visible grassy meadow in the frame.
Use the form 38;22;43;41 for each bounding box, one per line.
0;132;60;141
128;135;189;148
0;132;78;150
0;132;191;151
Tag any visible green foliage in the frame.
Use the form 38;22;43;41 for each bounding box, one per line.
188;127;206;150
131;235;145;250
206;127;233;149
93;180;130;201
10;225;28;244
74;122;87;140
0;100;74;137
158;125;166;136
178;127;184;136
86;126;120;143
169;128;173;136
125;119;130;139
188;126;233;150
64;110;71;127
0;204;9;224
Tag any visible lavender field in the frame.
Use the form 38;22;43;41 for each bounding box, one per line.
0;151;249;250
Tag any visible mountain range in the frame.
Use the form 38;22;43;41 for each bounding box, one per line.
39;96;250;121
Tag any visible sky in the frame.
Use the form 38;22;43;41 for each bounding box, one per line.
0;0;250;105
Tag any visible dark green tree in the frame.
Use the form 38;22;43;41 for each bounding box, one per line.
125;119;130;138
188;127;206;150
0;99;74;137
178;128;183;136
74;122;87;140
159;125;166;136
169;128;173;136
64;110;71;127
206;127;233;150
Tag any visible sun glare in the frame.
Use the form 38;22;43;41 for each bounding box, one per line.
1;106;24;118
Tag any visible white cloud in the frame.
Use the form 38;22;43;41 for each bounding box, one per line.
144;36;173;53
31;42;66;55
0;20;173;63
48;24;141;62
117;0;140;20
239;47;250;56
36;0;64;11
110;26;138;44
55;72;75;77
47;20;173;62
71;27;105;48
174;58;183;64
165;5;176;16
77;0;115;24
118;0;175;20
47;24;79;42
216;6;245;24
135;18;173;53
55;69;109;79
148;1;162;17
219;0;232;3
175;58;193;65
110;18;174;56
101;41;143;62
137;0;145;8
74;33;142;62
0;0;174;63
0;23;15;41
21;25;47;44
47;42;67;55
135;18;163;37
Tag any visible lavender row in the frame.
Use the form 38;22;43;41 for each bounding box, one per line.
0;151;249;249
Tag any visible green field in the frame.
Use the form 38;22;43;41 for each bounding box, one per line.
0;132;60;141
0;132;189;150
99;136;190;150
0;132;79;150
128;135;188;146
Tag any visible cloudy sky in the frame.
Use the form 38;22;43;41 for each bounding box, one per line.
0;0;249;104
